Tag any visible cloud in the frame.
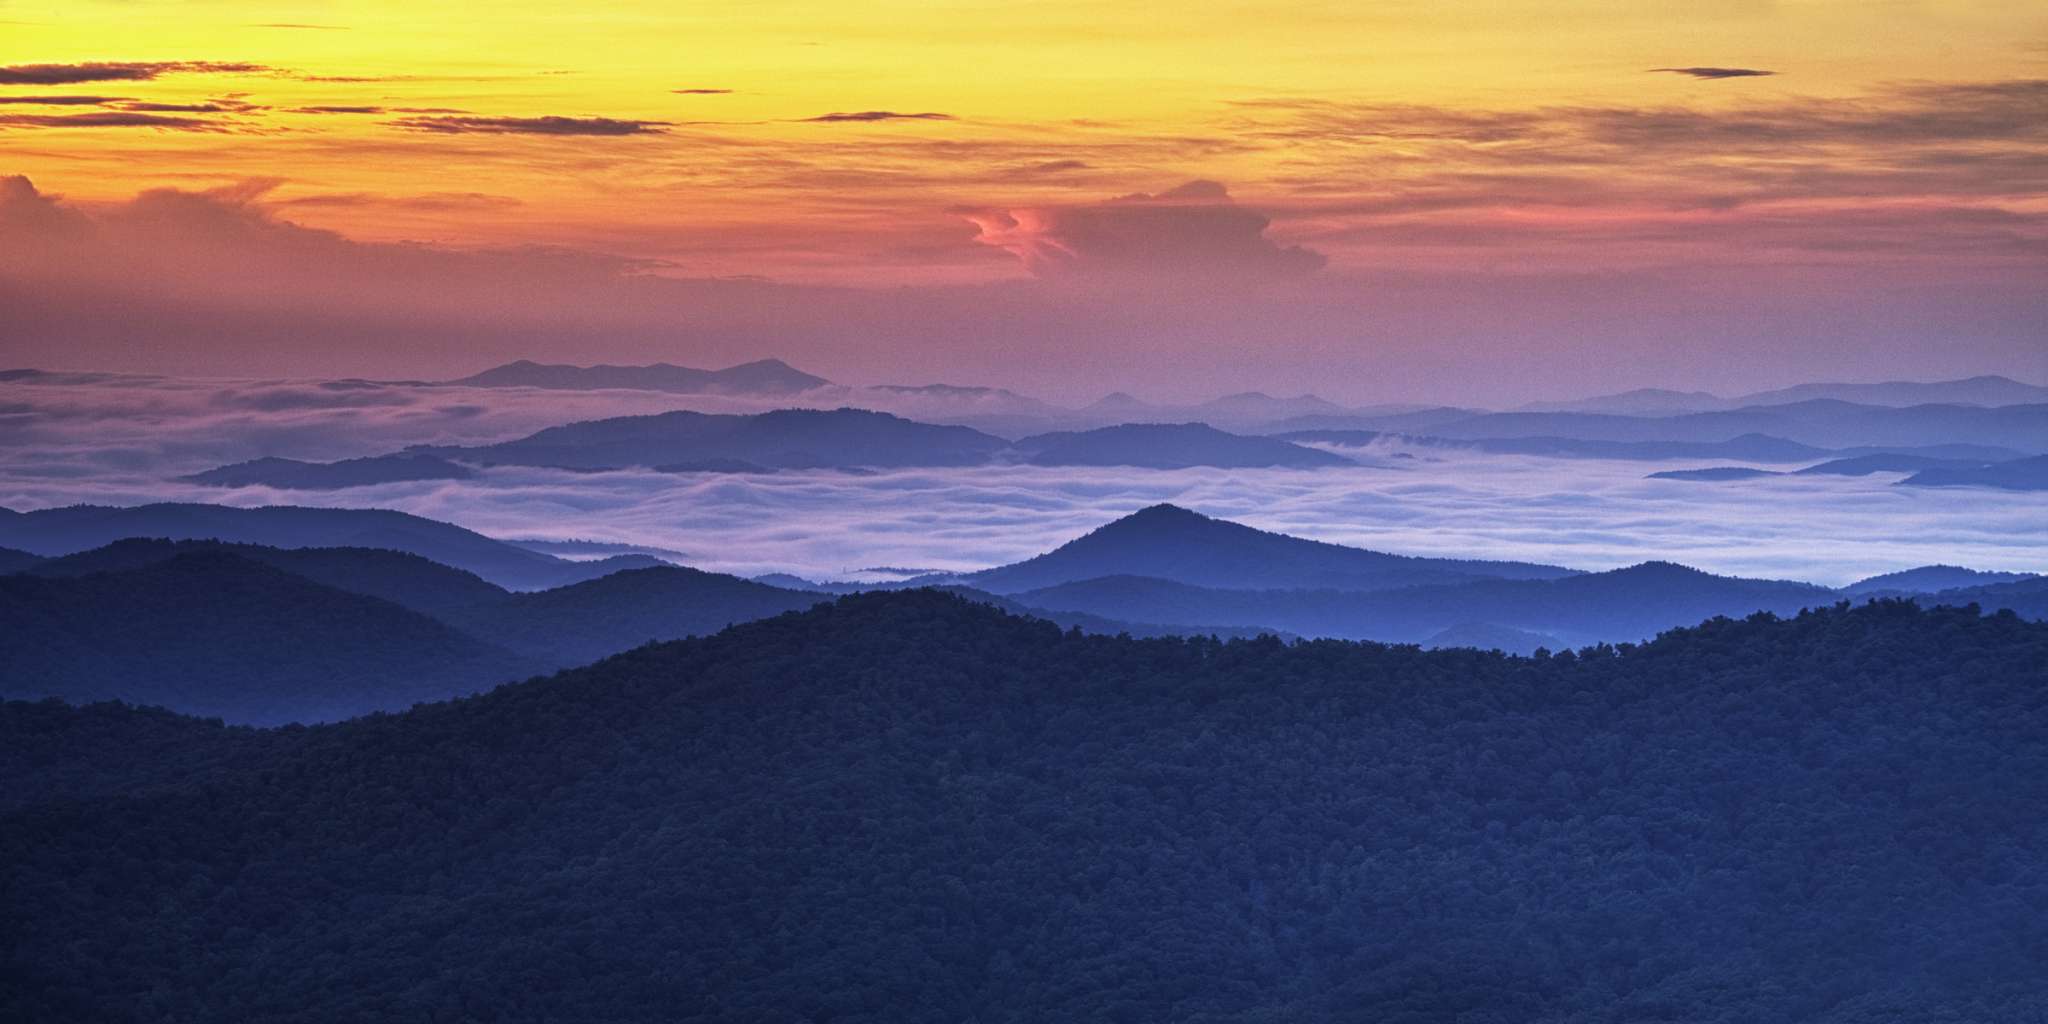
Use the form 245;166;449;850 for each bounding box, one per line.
1650;67;1777;79
386;114;671;135
802;110;955;123
672;88;733;95
964;180;1326;281
0;111;228;130
0;94;125;105
290;105;386;114
0;61;271;84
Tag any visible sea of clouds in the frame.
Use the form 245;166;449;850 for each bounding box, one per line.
2;374;2041;587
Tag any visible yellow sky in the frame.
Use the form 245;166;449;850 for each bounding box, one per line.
4;0;2046;283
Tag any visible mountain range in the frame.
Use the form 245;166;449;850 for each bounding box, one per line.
0;503;665;590
7;593;2046;1020
1521;375;2048;415
450;358;830;395
3;500;2040;720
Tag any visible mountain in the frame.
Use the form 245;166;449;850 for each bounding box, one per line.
1512;376;2048;415
957;504;1577;594
1011;562;1837;645
25;538;513;622
1275;430;1835;463
441;565;831;666
1916;576;2048;620
450;357;830;395
1734;374;2048;409
414;407;1011;470
1791;453;1980;476
1424;621;1559;655
1517;387;1730;416
1844;565;2039;597
0;546;41;573
7;594;2047;1021
1328;401;2048;452
0;552;538;724
0;502;658;590
1013;423;1354;469
1898;454;2048;491
178;453;476;489
1646;467;1781;482
1015;561;1835;647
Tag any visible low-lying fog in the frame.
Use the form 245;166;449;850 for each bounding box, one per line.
3;374;2041;587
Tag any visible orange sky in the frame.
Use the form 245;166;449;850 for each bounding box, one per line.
1;2;2044;396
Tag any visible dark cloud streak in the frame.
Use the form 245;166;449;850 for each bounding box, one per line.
386;114;671;135
1650;67;1777;79
0;61;272;84
802;110;955;123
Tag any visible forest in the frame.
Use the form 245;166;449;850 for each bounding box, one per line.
4;592;2047;1022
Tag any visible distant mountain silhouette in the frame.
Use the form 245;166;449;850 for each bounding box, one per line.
451;358;829;395
1517;388;1729;416
442;566;831;666
956;504;1576;594
1915;576;2048;620
414;408;1011;470
1792;453;1980;476
1012;562;1839;646
26;538;511;622
0;552;539;724
1318;401;2048;452
1424;621;1560;655
1646;467;1781;481
1014;423;1353;469
0;546;40;573
1898;454;2048;491
1276;431;1835;463
1734;375;2048;409
1513;376;2048;415
1843;565;2039;597
0;502;658;590
179;453;476;489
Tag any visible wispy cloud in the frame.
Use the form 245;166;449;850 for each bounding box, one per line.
1649;67;1777;79
386;114;671;135
964;180;1325;282
672;88;733;95
0;94;125;105
801;110;955;123
0;61;272;84
0;111;228;131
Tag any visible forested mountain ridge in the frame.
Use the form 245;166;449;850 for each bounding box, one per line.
4;593;2046;1022
0;552;542;724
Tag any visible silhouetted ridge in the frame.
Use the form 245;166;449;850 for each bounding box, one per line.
6;596;2048;1020
963;503;1576;593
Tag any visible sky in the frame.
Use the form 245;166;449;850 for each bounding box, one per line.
2;1;2045;403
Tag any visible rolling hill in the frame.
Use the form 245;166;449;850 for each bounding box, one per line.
413;407;1012;470
0;502;660;590
953;504;1578;594
179;453;476;489
5;593;2045;1021
0;552;540;724
449;357;830;395
1011;562;1839;645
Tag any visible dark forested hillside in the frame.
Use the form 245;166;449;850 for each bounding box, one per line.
5;593;2046;1022
0;552;540;724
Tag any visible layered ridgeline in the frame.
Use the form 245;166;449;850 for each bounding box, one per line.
4;502;2043;723
0;535;1283;723
0;502;665;590
5;594;2046;1021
